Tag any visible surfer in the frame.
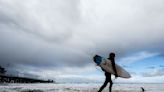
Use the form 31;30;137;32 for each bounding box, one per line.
98;52;118;92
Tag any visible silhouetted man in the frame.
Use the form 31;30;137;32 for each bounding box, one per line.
98;52;118;92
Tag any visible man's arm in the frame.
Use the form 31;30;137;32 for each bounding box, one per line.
112;61;118;77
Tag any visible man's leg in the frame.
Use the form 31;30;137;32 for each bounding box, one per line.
109;79;113;92
98;78;108;92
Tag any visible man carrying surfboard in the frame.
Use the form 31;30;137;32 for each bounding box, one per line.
93;53;131;92
98;52;118;92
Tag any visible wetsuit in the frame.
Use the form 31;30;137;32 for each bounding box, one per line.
98;58;118;92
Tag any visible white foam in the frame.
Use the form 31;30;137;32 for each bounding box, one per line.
0;83;163;92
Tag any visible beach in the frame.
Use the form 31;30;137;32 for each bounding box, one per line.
0;83;163;92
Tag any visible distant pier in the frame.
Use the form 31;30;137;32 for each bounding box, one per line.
0;66;54;83
0;74;54;83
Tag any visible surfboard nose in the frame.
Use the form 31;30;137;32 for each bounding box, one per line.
93;55;99;61
93;55;102;65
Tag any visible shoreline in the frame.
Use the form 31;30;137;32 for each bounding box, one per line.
0;83;163;92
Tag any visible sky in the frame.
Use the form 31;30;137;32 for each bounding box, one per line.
0;0;164;83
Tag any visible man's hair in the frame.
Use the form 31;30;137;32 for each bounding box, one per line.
109;52;115;58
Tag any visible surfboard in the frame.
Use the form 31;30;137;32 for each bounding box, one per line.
93;55;131;78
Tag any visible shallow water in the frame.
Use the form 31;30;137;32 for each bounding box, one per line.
0;83;163;92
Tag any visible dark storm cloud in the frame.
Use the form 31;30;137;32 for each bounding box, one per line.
0;0;164;78
0;0;83;67
0;0;79;42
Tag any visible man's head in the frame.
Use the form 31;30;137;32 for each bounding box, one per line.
109;52;115;58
